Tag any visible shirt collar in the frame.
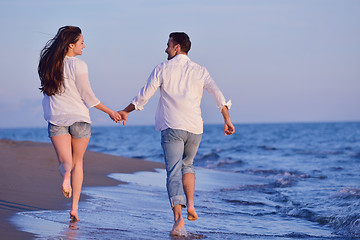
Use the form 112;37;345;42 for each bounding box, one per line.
173;54;189;61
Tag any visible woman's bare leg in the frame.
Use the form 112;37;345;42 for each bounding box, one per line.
69;137;90;221
51;135;72;198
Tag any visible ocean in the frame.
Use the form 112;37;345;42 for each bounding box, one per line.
1;122;360;239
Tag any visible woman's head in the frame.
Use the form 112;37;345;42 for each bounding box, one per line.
54;26;83;56
38;26;83;96
51;26;82;56
67;33;85;57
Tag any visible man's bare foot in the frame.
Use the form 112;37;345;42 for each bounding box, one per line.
62;172;72;198
70;208;79;222
170;218;187;236
187;206;198;221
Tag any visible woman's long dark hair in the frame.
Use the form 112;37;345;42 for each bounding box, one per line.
38;26;82;96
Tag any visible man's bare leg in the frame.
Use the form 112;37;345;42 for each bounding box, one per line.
170;204;186;236
183;173;198;221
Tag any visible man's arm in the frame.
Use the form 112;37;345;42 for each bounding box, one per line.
117;67;162;126
118;103;135;125
221;106;235;136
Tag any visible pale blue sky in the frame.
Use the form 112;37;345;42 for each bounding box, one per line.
0;0;359;128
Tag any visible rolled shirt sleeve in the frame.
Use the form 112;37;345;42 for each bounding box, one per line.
74;61;100;108
203;69;232;110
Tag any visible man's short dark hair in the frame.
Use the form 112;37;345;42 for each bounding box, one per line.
169;32;191;53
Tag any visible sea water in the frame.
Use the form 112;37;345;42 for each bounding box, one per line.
1;122;360;239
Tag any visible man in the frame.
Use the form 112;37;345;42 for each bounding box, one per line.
118;32;235;236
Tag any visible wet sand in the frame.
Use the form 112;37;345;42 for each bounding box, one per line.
0;139;164;240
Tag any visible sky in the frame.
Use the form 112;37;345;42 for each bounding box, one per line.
0;0;359;128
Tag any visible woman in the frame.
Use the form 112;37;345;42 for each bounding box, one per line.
38;26;120;221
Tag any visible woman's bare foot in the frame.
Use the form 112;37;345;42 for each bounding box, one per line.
62;172;72;198
170;217;187;236
187;206;198;221
70;208;79;222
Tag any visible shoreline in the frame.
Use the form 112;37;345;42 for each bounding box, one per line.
0;139;164;240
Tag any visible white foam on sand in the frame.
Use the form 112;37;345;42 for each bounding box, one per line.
11;168;335;239
108;168;265;191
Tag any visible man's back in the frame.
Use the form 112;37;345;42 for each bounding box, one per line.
154;54;209;133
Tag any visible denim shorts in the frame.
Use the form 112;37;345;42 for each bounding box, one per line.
48;122;91;139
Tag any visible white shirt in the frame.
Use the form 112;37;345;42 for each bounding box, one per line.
131;54;231;134
42;56;100;126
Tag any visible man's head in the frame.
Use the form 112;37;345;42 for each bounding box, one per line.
165;32;191;60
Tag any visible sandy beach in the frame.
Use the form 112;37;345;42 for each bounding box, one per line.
0;139;164;240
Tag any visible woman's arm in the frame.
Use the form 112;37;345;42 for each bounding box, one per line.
94;102;122;123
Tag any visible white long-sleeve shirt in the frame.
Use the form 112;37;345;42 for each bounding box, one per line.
132;54;231;134
42;56;100;126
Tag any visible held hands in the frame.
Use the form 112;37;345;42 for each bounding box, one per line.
108;109;128;126
115;103;134;126
117;110;129;126
93;103;122;124
108;110;122;123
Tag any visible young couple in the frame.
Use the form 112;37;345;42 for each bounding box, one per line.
39;26;235;236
